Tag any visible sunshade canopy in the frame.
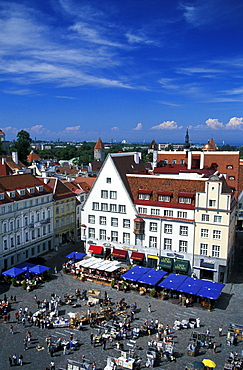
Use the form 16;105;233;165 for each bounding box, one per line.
137;270;167;286
178;277;205;295
29;265;50;274
66;252;86;260
2;267;25;277
158;273;188;290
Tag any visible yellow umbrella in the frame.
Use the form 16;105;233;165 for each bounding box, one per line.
202;359;217;368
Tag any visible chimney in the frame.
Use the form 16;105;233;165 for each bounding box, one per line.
2;157;6;165
12;151;18;165
134;153;140;164
187;151;192;170
44;178;49;184
200;152;204;170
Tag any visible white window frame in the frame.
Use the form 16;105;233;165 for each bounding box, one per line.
164;238;172;250
164;224;172;234
149;236;157;248
110;191;117;200
123;232;130;244
99;216;106;225
200;243;208;256
150;222;157;232
138;207;147;214
110;204;117;212
158;195;170;202
213;215;222;223
111;218;118;227
151;208;160;215
179;240;188;253
111;231;118;242
164;209;173;217
101;190;108;199
88;228;95;239
99;229;106;240
201;214;210;222
213;230;221;240
212;245;220;258
201;228;209;238
123;219;130;228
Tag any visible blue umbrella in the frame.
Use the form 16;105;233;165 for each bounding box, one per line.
29;265;50;274
65;252;86;261
2;267;25;277
16;262;35;269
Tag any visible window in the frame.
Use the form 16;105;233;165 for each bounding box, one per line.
229;176;235;180
212;245;220;258
111;231;118;242
61;218;65;226
180;159;185;164
164;238;172;250
99;216;106;225
9;220;14;231
123;233;130;244
43;226;46;235
101;190;108;199
92;202;99;210
56;219;60;228
138;193;150;200
16;218;20;229
213;230;221;239
180;226;188;236
209;199;216;207
181;204;192;218
18;189;25;196
201;228;209;238
201;214;209;222
110;191;117;199
9;191;15;198
179;240;188;253
1;206;6;214
36;185;43;192
110;204;117;212
25;232;29;242
66;203;70;212
28;187;35;194
111;218;118;227
17;234;21;245
123;219;130;228
10;237;14;248
0;193;4;200
56;206;59;214
101;203;108;211
150;222;157;232
37;228;41;237
158;195;170;202
3;222;7;233
200;243;208;256
172;159;177;164
214;215;222;223
151;208;160;215
3;239;7;250
164;159;168;164
179;197;192;204
61;204;64;213
164;210;173;217
88;215;95;224
149;236;157;248
106;177;111;183
138;207;147;214
88;228;95;239
119;205;126;213
164;224;172;234
100;229;106;240
135;234;143;246
24;216;28;226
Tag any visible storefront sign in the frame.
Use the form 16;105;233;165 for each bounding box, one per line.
174;259;189;272
158;256;173;269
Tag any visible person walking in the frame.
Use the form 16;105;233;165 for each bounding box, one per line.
23;338;28;351
219;326;223;337
18;354;23;366
90;333;94;345
12;354;17;366
9;355;12;367
49;361;55;370
9;325;14;334
103;337;107;350
213;342;217;353
148;303;151;313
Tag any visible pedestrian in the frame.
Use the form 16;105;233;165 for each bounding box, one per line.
63;345;68;355
219;326;223;337
23;338;28;351
103;337;107;350
9;355;12;367
148;303;151;313
18;354;23;366
82;355;86;363
196;318;200;328
54;266;57;274
92;362;97;370
206;328;210;336
90;333;94;345
49;347;54;357
14;295;17;303
213;342;217;353
49;361;55;370
9;324;14;334
70;333;73;342
12;354;17;366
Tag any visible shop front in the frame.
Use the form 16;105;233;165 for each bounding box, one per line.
147;254;158;268
111;248;128;262
158;256;173;272
130;251;145;266
173;259;189;275
88;245;104;257
193;258;217;281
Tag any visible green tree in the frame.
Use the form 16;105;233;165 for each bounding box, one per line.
11;130;32;165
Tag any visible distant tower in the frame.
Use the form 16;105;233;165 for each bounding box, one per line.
184;128;190;150
0;129;5;143
94;138;105;161
148;139;158;169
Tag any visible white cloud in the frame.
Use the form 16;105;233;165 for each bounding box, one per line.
55;95;77;100
133;122;143;131
65;126;81;131
150;121;183;130
158;78;180;90
111;126;119;131
205;118;224;129
3;89;36;96
125;32;154;45
226;117;243;130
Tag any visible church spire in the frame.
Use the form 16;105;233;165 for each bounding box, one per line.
184;128;190;150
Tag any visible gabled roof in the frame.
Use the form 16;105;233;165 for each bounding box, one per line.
27;151;41;163
90;161;104;172
42;177;76;200
55;166;81;175
0;155;26;172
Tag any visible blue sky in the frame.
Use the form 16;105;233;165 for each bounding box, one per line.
1;0;243;145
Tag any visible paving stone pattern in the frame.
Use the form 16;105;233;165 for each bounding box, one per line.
0;241;243;370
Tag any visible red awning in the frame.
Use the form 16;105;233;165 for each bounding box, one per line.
178;192;195;198
138;189;152;194
112;249;128;258
157;191;173;196
88;245;103;254
131;252;145;261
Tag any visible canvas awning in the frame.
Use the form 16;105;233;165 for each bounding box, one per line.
173;259;189;272
121;265;151;282
131;252;145;261
112;249;127;258
178;276;205;295
88;245;104;255
137;269;167;286
158;257;173;269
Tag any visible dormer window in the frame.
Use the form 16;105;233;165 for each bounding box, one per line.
17;189;25;196
227;165;233;169
158;191;173;202
229;176;235;180
27;187;35;194
7;191;15;198
138;189;152;200
178;192;194;204
0;193;4;200
36;185;43;192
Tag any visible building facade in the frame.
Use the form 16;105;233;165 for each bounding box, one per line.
81;152;236;282
0;174;54;272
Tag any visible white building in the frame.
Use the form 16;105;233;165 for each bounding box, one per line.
0;174;54;272
81;152;236;282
